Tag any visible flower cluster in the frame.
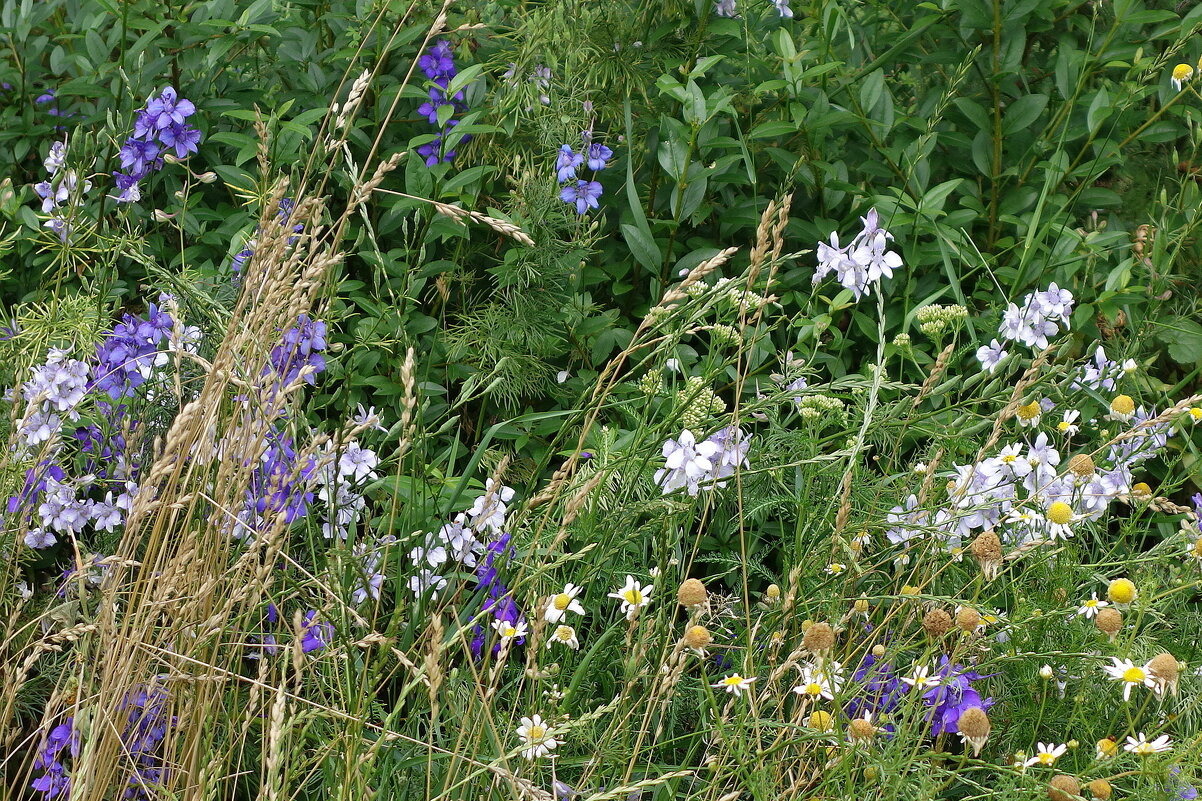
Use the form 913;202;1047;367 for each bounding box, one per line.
33;141;90;242
654;426;750;496
235;429;319;541
15;347;90;451
30;717;77;798
977;283;1075;370
409;479;516;599
416;40;469;167
121;683;176;799
813;208;902;301
231;198;305;278
556;132;612;215
266;314;328;388
114;86;201;203
92;303;174;399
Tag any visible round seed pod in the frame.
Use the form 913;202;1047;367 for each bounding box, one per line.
1068;454;1095;477
922;608;953;638
956;607;981;632
1095;607;1123;639
1047;774;1081;801
1148;652;1180;693
1086;778;1112;801
957;707;990;755
803;622;835;654
848;717;875;741
683;625;712;652
677;578;707;608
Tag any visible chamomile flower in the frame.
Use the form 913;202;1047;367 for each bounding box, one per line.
1076;593;1109;619
1107;578;1137;607
1044;500;1077;540
1172;63;1195;91
825;562;848;576
1024;742;1068;767
901;665;942;691
1124;732;1172;755
1103;657;1155;701
1188;407;1202;425
1056;410;1081;436
792;661;845;700
1096;737;1118;759
1185;536;1202;564
609;575;653;620
547;624;580;650
1016;400;1044;427
492;617;528;642
544;583;586;624
516;715;559;760
713;673;756;697
1107;394;1136;423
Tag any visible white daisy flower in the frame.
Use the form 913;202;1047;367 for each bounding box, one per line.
1056;410;1081;436
544;583;586;624
516;714;559;760
713;673;756;697
1103;657;1155;701
1076;593;1109;618
1124;732;1172;755
901;665;942;691
492;617;528;642
792;661;845;700
1024;742;1067;767
609;575;654;620
546;624;579;650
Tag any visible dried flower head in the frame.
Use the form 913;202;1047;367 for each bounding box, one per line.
765;583;781;604
1095;607;1122;640
954;606;981;633
1147;652;1180;696
1047;774;1081;801
1086;778;1112;801
971;530;1003;581
1067;453;1095;477
802;622;835;655
922;608;953;638
683;624;712;654
677;578;708;608
957;706;991;755
848;715;876;741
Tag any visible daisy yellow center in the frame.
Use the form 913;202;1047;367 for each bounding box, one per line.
501;625;517;637
1109;579;1136;604
1083;599;1098;608
555;626;573;641
1057;421;1071;431
1174;64;1194;81
527;725;545;741
1190;408;1202;420
1193;538;1202;557
1017;402;1041;420
623;589;643;605
553;593;572;610
1098;739;1117;756
1122;666;1146;683
723;675;744;686
805;682;824;696
1111;395;1134;415
1047;502;1073;525
1002;453;1018;463
1037;752;1056;764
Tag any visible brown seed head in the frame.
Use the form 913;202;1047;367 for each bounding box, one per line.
683;625;712;652
957;706;991;755
848;717;876;740
971;530;1003;580
1047;774;1081;801
1086;779;1112;801
802;622;835;654
1148;652;1180;693
765;583;781;602
1095;607;1122;638
677;578;707;608
922;608;953;638
1068;454;1095;477
955;607;981;633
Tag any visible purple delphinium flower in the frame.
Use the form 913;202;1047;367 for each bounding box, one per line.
559;180;603;215
119;138;161;178
267;314;328;387
419;40;457;80
416;40;467;168
300;610;334;652
844;653;904;732
120;683;175;800
144;86;196;130
920;656;994;737
470;533;527;660
555;145;584;182
158;124;201;159
30;716;78;798
585;142;613;171
91;304;174;399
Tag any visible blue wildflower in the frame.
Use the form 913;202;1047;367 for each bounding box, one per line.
559;180;603;215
